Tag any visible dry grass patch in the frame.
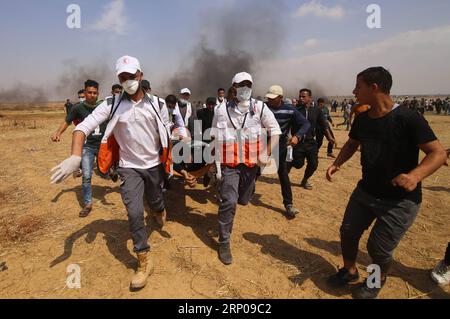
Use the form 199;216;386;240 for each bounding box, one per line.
0;214;48;244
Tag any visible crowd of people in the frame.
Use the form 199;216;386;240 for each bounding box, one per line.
397;96;450;115
48;56;449;298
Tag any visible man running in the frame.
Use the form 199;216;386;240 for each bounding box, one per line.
326;67;447;299
291;89;334;190
265;85;310;219
51;56;170;290
430;148;450;285
316;98;337;158
212;72;281;265
51;80;106;217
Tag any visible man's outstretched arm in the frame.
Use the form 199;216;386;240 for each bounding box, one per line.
50;101;110;184
50;131;86;184
51;121;71;142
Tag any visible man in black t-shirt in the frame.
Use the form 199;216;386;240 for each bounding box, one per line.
51;80;106;218
196;97;216;139
325;67;447;299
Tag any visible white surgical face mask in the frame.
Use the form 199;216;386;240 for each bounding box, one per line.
179;98;188;106
123;80;140;95
236;87;252;102
218;96;224;102
79;97;86;103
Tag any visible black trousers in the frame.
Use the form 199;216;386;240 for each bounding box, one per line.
276;146;293;207
288;139;319;183
316;129;335;155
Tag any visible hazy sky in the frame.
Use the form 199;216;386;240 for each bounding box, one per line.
1;0;450;101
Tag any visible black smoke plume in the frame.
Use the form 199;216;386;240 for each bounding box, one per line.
167;0;286;100
0;83;47;103
56;59;115;101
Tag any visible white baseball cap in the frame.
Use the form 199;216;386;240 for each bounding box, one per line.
232;72;253;85
116;56;141;76
180;88;191;95
265;85;284;99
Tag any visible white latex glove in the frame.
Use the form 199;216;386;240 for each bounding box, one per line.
50;155;82;184
260;157;278;175
257;154;271;167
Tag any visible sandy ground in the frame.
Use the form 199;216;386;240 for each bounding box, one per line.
0;109;449;299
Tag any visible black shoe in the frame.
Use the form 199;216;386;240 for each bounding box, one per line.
109;171;119;183
79;205;92;218
352;278;386;299
285;205;299;220
301;180;313;190
327;267;360;288
0;261;7;272
218;243;233;265
203;174;211;187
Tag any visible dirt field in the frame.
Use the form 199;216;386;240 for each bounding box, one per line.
0;107;449;299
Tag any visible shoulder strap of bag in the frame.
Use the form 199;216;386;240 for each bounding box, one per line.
148;95;164;124
259;100;266;118
108;94;123;120
148;95;171;143
226;101;249;130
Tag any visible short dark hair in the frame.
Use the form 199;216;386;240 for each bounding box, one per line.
206;97;217;105
317;98;325;104
300;88;312;96
165;95;177;105
84;80;99;90
112;84;122;91
78;89;85;95
218;88;225;93
357;67;393;94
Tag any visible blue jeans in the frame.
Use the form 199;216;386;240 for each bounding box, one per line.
81;146;98;206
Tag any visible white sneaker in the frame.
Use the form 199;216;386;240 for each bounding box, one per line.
431;260;450;285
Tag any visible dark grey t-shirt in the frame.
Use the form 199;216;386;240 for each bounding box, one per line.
349;106;437;203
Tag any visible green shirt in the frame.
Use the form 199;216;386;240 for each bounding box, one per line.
64;102;73;114
66;100;107;149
